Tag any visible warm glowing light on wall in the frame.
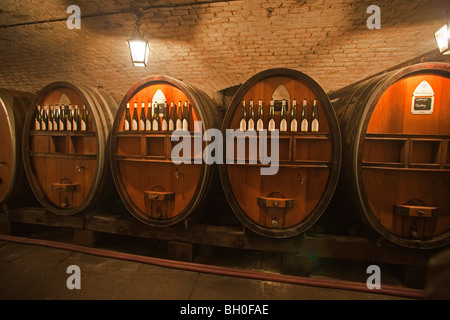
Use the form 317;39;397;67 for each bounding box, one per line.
435;24;450;55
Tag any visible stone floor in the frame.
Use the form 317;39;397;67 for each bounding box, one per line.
0;225;421;302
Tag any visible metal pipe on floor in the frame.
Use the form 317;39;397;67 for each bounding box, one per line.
0;234;424;299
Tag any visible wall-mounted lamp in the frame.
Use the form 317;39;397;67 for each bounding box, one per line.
127;10;150;67
435;24;449;54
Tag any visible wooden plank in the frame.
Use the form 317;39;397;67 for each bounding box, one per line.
257;196;294;208
6;207;84;228
82;210;435;267
394;204;438;218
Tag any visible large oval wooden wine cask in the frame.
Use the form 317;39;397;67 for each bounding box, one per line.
0;88;34;204
22;82;118;215
219;68;342;238
329;62;450;249
110;76;222;227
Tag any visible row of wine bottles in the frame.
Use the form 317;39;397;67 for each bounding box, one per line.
34;104;89;132
124;100;190;132
239;99;319;132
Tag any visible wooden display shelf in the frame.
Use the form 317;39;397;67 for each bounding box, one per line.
363;133;450;170
28;152;97;160
29;131;96;137
226;161;333;168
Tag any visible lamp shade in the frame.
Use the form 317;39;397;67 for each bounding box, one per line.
434;24;450;55
127;30;150;67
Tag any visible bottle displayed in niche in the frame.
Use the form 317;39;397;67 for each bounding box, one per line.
48;105;54;131
152;101;159;131
256;99;264;131
248;99;255;131
41;105;48;131
290;99;298;132
182;101;189;131
301;99;308;132
280;99;287;132
81;104;88;131
239;100;247;132
66;104;73;131
132;102;139;131
311;99;319;132
73;105;80;131
176;101;182;130
161;102;168;131
268;99;275;132
59;105;66;131
53;105;60;131
168;101;175;131
139;102;146;131
124;103;131;131
145;101;152;131
35;105;41;131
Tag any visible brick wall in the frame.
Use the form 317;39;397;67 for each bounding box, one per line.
0;0;448;105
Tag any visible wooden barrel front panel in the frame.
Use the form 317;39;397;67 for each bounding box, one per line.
0;89;34;204
330;63;450;249
22;82;118;215
111;76;221;227
220;68;341;238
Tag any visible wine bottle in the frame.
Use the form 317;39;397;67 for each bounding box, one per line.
248;99;255;131
59;105;66;131
132;102;138;131
124;103;131;131
41;105;48;131
161;102;168;131
280;99;287;132
268;100;275;132
239;100;247;132
152;101;159;131
67;104;73;131
48;105;54;131
145;101;152;131
139;102;146;131
73;105;80;131
35;105;41;131
168;101;175;131
311;99;319;132
301;99;308;132
182;101;189;131
53;105;60;131
290;99;298;132
81;105;88;131
256;99;264;131
176;101;182;130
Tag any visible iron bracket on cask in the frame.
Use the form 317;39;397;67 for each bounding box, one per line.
145;191;175;201
51;183;80;193
257;196;294;209
393;204;438;218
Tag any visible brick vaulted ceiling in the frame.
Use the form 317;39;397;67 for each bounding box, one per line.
0;0;449;104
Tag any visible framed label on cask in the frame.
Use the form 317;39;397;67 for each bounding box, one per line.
411;80;434;115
